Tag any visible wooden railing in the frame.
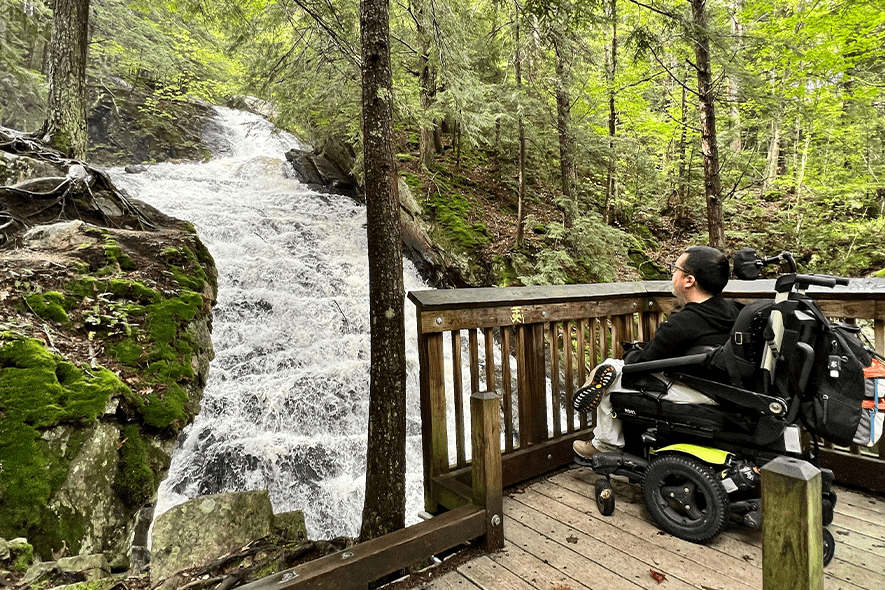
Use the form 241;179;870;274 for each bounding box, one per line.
409;278;885;513
237;277;884;589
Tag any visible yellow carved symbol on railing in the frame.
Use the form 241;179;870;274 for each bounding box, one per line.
510;306;524;324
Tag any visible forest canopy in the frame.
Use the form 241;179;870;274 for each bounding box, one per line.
2;0;883;281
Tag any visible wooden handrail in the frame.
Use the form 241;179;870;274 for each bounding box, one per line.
410;278;885;512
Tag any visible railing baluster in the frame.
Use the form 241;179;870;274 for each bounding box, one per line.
451;330;466;468
550;321;561;438
564;320;575;432
501;326;514;452
468;329;480;399
484;327;495;393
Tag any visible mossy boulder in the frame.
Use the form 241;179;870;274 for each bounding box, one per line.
0;219;217;569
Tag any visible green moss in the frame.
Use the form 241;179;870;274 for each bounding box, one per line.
107;338;144;365
102;241;136;271
24;291;70;323
11;542;34;572
427;189;489;253
0;337;129;555
114;426;156;508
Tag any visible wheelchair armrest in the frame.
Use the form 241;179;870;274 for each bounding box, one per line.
621;352;712;375
676;374;789;418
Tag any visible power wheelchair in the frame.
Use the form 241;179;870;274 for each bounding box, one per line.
573;249;864;566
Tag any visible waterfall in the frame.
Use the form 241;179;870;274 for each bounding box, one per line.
109;107;428;540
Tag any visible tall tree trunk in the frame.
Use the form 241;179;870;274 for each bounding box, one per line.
514;2;526;247
553;31;575;210
416;1;436;169
689;0;725;250
675;64;691;223
762;114;782;194
359;0;406;543
604;0;618;223
728;2;743;152
46;0;90;159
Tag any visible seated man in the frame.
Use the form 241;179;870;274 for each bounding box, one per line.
573;245;741;459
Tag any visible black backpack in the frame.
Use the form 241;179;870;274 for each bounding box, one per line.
714;295;872;446
800;310;872;446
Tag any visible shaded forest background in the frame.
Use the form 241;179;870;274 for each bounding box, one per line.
2;0;883;285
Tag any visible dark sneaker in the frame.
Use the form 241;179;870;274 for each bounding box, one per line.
572;364;616;412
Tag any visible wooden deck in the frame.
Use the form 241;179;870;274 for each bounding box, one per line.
420;467;885;590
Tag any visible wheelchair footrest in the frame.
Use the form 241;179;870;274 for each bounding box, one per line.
575;450;649;483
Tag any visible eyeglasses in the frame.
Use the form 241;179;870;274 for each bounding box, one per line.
670;263;691;276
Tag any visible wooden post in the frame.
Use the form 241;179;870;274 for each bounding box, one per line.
761;456;823;590
471;391;504;551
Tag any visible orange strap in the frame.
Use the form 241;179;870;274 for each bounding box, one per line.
862;400;885;410
864;358;885;379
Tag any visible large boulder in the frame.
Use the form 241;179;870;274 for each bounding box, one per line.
150;491;275;581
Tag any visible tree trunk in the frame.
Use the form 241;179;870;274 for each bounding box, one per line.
728;2;743;152
689;0;725;250
553;32;575;209
514;2;526;247
604;0;618;223
675;64;690;223
46;0;90;159
358;0;407;542
762;114;782;194
416;2;436;169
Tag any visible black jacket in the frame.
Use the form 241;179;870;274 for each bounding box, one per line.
628;294;741;364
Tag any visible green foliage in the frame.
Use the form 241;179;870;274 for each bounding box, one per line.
519;210;626;285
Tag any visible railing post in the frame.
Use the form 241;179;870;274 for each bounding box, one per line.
761;456;823;590
471;390;504;551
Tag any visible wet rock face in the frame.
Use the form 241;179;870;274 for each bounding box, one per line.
86;81;215;167
284;148;358;199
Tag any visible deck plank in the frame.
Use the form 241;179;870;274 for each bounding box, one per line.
456;555;537;590
487;537;595;590
422;467;884;590
531;477;764;588
503;518;645;590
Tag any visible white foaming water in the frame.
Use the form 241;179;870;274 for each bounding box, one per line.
109;107;428;539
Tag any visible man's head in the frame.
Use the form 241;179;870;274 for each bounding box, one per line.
671;246;730;304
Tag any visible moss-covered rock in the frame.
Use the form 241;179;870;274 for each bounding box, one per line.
0;219;216;568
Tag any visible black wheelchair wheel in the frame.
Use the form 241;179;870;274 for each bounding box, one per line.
595;478;615;516
822;490;837;527
823;527;835;567
642;453;730;543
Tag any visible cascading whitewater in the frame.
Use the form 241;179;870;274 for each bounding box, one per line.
109;107;428;540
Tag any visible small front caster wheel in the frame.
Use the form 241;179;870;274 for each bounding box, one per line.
595;478;615;516
823;527;835;567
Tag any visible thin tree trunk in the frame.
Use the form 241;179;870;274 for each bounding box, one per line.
690;0;725;250
762;114;782;194
359;0;406;543
46;0;90;159
604;0;618;223
416;2;436;169
676;64;690;222
514;2;526;247
553;31;575;210
728;1;742;152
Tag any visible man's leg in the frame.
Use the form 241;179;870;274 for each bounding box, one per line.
574;359;624;459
